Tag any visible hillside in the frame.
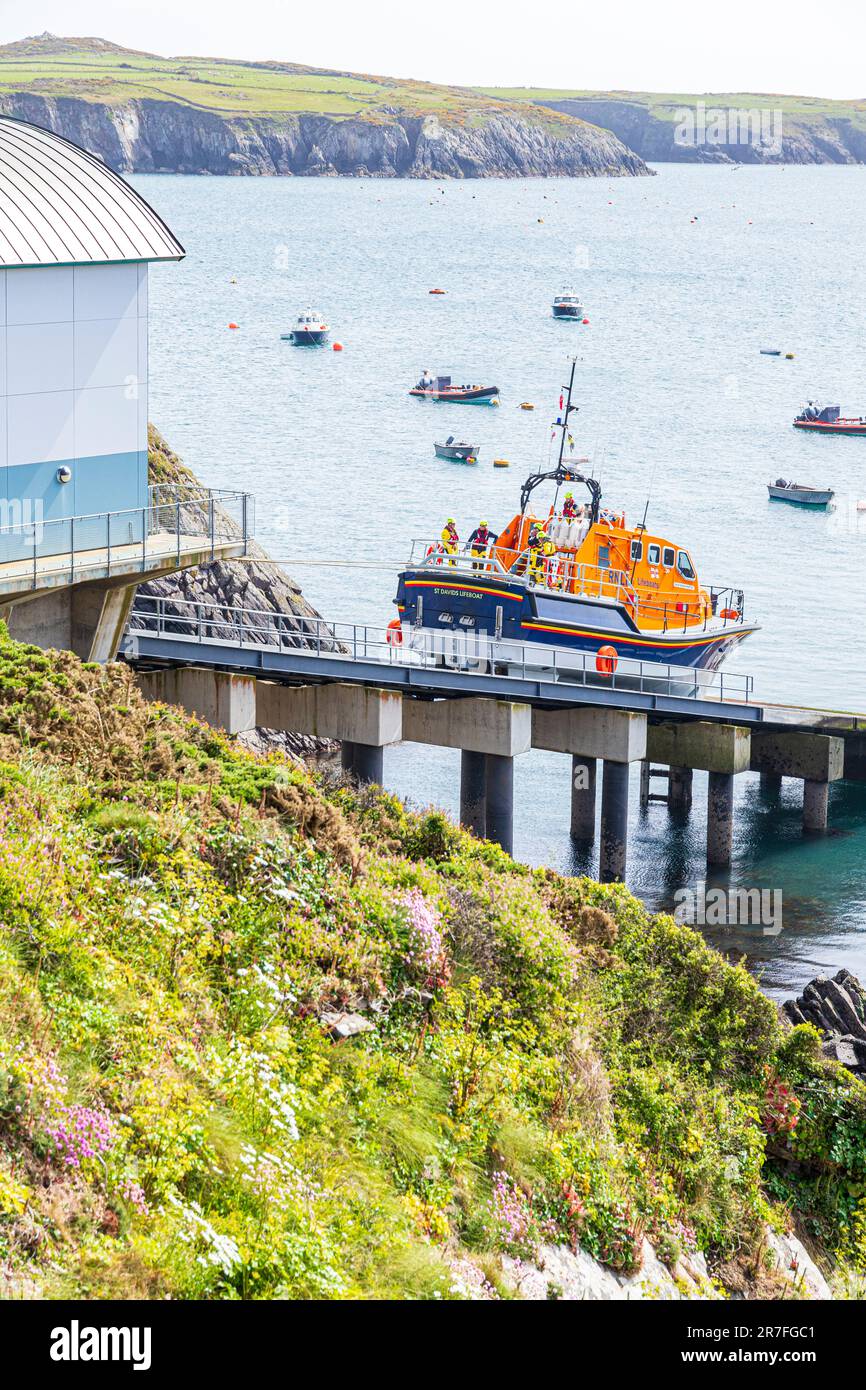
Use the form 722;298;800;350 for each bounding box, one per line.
0;625;864;1298
0;35;649;178
479;87;866;164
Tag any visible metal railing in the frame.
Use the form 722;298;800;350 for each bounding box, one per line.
0;487;253;587
127;596;756;706
407;539;752;633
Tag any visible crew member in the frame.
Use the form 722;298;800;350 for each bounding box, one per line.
527;523;553;586
417;369;434;391
467;519;498;570
562;491;578;520
441;517;459;566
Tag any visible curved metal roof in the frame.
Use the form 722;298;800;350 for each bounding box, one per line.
0;116;184;269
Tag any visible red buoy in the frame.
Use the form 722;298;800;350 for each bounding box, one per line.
333;342;343;351
228;322;239;329
582;318;590;324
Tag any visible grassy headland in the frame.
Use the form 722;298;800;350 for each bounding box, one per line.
0;621;864;1299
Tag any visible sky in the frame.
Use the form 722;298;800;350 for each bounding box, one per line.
0;0;865;98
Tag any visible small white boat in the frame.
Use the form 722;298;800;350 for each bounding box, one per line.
434;437;479;463
767;479;834;507
552;289;584;319
282;308;329;345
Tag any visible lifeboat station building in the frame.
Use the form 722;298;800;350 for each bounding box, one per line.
0;115;250;661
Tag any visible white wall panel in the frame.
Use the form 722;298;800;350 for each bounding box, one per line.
7;389;75;465
137;264;148;318
7;322;74;395
74;317;139;391
6;267;73;325
74;385;140;458
73;263;139;322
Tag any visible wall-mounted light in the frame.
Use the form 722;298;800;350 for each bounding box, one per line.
56;465;72;484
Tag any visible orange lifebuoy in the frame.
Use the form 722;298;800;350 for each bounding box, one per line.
596;644;618;676
386;619;403;647
720;607;739;620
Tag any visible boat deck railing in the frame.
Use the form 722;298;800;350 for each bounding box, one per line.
127;596;755;706
406;540;752;633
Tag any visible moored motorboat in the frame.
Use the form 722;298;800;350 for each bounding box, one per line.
392;359;758;682
793;403;866;435
282;308;329;346
552;289;584;319
767;479;834;507
410;373;500;404
434;437;479;463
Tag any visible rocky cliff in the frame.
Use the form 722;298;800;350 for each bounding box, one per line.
0;91;650;178
136;426;337;760
535;96;866;165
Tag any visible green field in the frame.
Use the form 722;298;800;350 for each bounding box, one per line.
0;35;568;126
480;86;866;129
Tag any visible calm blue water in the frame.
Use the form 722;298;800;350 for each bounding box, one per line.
136;166;866;996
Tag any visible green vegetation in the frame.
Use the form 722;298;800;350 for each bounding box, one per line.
0;623;864;1299
0;34;572;130
479;87;866;131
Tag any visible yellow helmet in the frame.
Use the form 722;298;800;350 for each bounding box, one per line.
446;517;455;525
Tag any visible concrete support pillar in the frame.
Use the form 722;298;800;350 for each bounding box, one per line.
599;760;629;883
570;755;597;841
342;741;383;786
668;766;693;812
79;584;137;663
460;749;487;838
760;772;782;794
707;770;735;868
803;778;829;833
136;667;257;735
485;753;514;855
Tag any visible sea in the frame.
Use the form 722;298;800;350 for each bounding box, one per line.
136;163;866;998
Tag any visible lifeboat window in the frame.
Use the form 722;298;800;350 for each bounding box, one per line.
630;540;643;562
662;547;675;568
677;550;696;579
597;545;610;569
647;544;660;565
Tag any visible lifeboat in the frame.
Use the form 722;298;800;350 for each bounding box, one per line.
392;360;759;685
282;308;329;346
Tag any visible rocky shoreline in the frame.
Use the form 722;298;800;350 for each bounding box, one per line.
0;92;651;179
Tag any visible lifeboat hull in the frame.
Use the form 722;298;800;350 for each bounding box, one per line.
394;569;757;678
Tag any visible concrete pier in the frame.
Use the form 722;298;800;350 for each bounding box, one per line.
342;740;384;785
668;766;693;812
802;778;829;833
570;755;597;841
136;667;257;735
759;772;783;794
751;731;843;833
485;754;514;854
707;771;735;868
460;749;487;837
599;760;629;883
257;681;402;749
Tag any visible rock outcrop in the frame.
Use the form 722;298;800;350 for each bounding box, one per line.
535;96;866;165
134;426;337;760
783;969;866;1076
0;92;651;179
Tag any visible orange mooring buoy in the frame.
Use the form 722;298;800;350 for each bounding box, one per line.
333;342;343;351
228;322;239;329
